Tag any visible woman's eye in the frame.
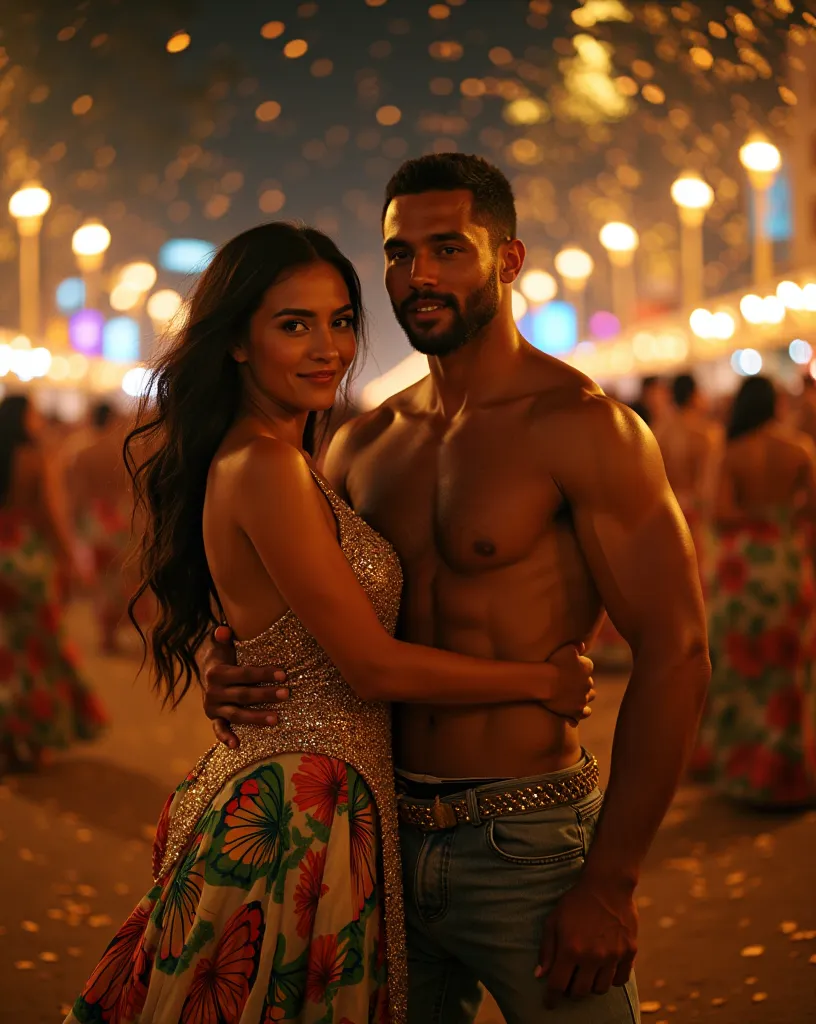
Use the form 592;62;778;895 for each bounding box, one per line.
282;320;307;333
333;317;355;329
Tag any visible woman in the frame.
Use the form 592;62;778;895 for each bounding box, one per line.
65;223;595;1024
693;376;816;806
0;395;105;772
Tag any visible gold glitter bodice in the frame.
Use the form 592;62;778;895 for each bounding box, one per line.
155;470;407;1023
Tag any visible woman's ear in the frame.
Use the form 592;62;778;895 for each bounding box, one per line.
230;342;248;364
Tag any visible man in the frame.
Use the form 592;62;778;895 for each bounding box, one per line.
628;375;669;430
204;154;709;1023
654;373;723;575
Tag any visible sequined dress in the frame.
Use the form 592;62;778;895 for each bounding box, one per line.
66;472;407;1024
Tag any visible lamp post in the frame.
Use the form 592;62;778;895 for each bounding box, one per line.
554;246;594;338
739;135;781;289
71;220;111;309
8;183;52;339
670;172;714;310
599;222;639;327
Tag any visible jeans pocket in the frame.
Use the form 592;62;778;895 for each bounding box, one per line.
485;805;585;866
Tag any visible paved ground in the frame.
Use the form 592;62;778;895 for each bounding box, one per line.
1;602;814;1023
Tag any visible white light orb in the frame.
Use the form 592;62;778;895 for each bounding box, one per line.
762;295;785;324
790;339;813;365
739;293;765;325
29;347;52;378
739;139;781;175
554;247;594;283
122;366;153;398
72;221;111;257
519;270;557;304
711;311;736;340
48;356;70;381
119;261;158;293
689;308;713;339
803;283;816;312
147;288;183;324
110;282;142;312
599;222;639;253
776;280;805;311
9;184;52;220
670;174;714;211
67;353;89;380
735;348;762;375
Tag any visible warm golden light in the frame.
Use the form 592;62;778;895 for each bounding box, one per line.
519;269;558;304
72;221;111;257
147;289;183;325
599;221;639;253
739;138;781;176
109;283;142;312
9;184;51;220
119;261;157;293
554;247;594;284
260;21;285;39
283;39;308;59
255;101;282;122
776;280;805;310
503;98;550;125
166;32;191;53
670;173;714;211
72;94;93;116
376;105;402;126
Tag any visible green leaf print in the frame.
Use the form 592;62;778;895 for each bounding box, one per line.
265;934;308;1018
306;812;332;845
175;918;215;973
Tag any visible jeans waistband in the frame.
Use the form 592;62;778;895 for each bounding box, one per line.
395;749;594;805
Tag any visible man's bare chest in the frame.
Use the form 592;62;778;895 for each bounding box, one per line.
346;418;566;573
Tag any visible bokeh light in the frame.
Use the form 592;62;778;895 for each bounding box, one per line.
520;270;557;304
789;339;813;365
166;32;191;54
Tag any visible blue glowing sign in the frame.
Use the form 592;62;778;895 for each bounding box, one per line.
749;170;792;242
103;316;140;362
56;277;86;313
530;301;578;356
159;239;216;274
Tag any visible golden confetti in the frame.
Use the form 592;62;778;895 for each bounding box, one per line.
75;828;92;843
166;32;191;54
741;945;765;958
751;992;768;1003
88;914;113;928
67;947;83;957
790;930;816;941
39;951;58;963
46;909;65;921
14;960;34;970
21;920;39;933
711;996;726;1006
780;921;798;934
76;884;97;898
640;1003;662;1014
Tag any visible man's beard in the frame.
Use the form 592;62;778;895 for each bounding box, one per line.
392;271;501;357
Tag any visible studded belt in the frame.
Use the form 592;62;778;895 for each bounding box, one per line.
397;756;600;832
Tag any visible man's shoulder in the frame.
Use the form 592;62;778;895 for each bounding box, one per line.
333;377;428;452
526;361;640;439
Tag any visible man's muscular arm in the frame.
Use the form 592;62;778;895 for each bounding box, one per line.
538;393;710;1003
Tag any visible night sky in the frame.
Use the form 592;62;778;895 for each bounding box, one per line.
1;0;812;385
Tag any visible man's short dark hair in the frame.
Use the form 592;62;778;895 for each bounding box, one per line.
92;401;114;428
672;373;697;408
641;375;660;392
382;153;517;246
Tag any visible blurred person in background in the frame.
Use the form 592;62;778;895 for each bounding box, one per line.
0;394;105;773
628;375;670;430
71;401;134;654
655;373;723;580
692;376;816;806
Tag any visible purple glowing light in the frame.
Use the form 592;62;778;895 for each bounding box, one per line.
69;309;105;356
588;310;621;340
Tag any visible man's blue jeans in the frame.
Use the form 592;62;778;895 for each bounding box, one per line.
398;753;640;1024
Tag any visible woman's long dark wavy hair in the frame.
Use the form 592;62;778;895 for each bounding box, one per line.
726;375;776;442
126;222;368;707
0;395;33;506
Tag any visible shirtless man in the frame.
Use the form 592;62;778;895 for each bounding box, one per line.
203;154;710;1023
655;373;723;572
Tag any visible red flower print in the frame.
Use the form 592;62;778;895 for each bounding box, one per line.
180;902;265;1024
0;579;19;612
25;636;48;675
0;514;22;549
28;688;53;722
156;848;205;967
759;627;801;671
748;747;811;802
725;743;762;781
37;602;60;635
76;902;153;1023
219;772;284;873
294;847;329;939
765;686;804;732
747;520;781;544
348;775;377;918
77;691;108;727
0;647;15;682
688;742;715;777
725;633;762;679
152;790;176;881
293;755;348;827
717;555;748;595
306;934;345;1003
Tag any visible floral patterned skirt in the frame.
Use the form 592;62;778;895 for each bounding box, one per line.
0;511;106;769
692;517;816;806
65;754;389;1024
77;497;133;611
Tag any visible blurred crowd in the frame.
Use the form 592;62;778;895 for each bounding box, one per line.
0;371;814;807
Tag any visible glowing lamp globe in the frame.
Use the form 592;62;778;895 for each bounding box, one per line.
9;184;52;220
72;221;111;258
599;222;639;254
670;174;714;212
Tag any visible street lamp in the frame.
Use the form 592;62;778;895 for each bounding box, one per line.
599;222;639;327
8;183;52;339
670;172;714;310
554;246;594;338
739;134;781;289
71;220;111;308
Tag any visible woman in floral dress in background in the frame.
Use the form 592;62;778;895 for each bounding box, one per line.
693;376;816;805
0;394;105;772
